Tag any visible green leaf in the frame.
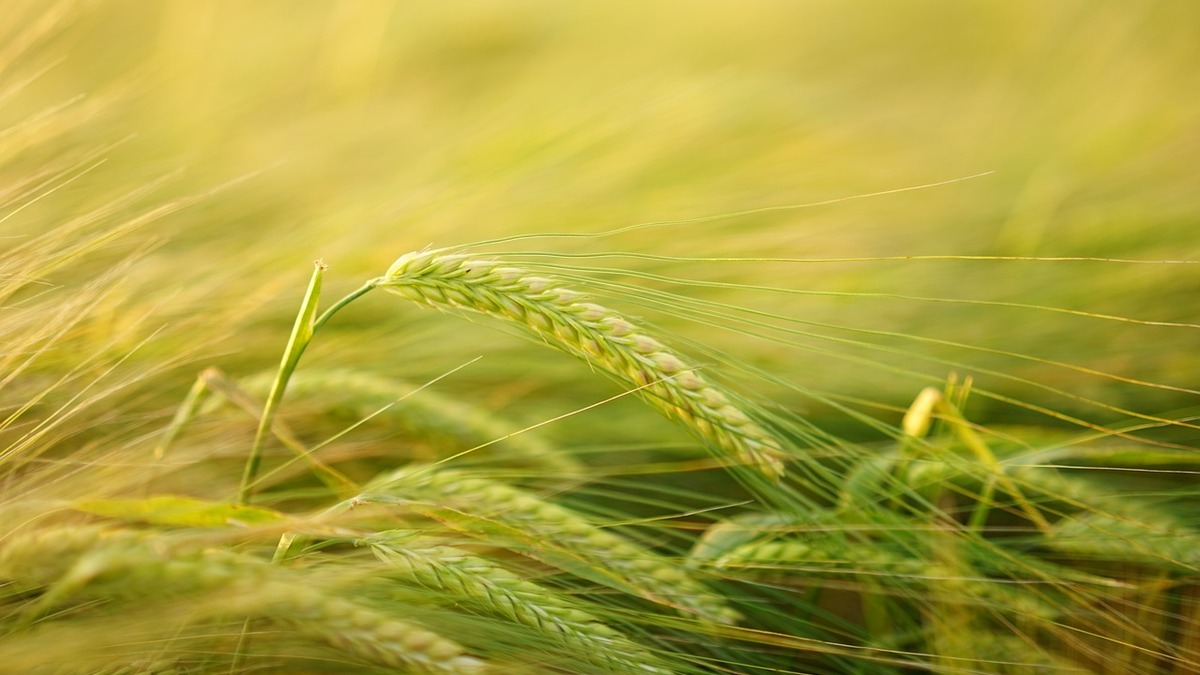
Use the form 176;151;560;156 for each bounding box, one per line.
239;260;327;503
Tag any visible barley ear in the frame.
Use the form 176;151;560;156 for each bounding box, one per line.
365;533;675;674
369;465;743;625
0;526;488;674
374;249;788;478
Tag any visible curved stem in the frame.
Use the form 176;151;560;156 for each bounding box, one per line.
314;280;378;332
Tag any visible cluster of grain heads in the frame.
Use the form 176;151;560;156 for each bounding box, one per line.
367;464;742;625
0;526;487;674
373;249;788;479
365;532;675;674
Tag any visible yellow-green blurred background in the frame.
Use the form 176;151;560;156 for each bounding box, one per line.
5;0;1199;444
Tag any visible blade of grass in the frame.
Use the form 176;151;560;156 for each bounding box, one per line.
239;260;326;503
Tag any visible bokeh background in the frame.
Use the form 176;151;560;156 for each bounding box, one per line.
5;0;1199;451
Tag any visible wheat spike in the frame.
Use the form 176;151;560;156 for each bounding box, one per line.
366;532;675;674
374;249;787;478
372;466;742;625
0;526;487;674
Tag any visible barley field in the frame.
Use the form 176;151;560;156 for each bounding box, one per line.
3;2;1199;673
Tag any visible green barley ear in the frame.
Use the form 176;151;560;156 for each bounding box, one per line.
375;249;788;479
364;532;675;674
366;465;742;625
1046;511;1200;571
0;526;487;673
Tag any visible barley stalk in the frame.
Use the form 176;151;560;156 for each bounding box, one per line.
0;526;487;674
373;249;788;479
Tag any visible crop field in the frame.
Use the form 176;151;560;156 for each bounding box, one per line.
2;2;1199;673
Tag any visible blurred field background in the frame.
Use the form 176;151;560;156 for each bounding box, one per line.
7;1;1199;433
7;0;1199;416
3;1;1200;672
